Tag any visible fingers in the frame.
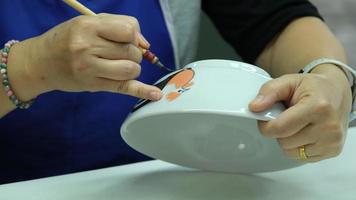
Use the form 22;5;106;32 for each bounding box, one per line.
257;96;336;139
284;144;320;158
94;78;162;100
249;73;349;163
249;74;301;112
91;38;142;62
277;124;317;149
91;58;141;81
252;75;331;139
283;144;323;162
138;33;150;49
258;99;318;138
283;143;335;162
96;14;149;47
277;122;345;162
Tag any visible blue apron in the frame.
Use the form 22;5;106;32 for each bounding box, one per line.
0;0;175;184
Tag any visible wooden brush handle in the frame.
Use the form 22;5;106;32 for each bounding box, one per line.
62;0;97;16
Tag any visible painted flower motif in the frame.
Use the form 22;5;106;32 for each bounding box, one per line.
131;68;195;112
165;69;195;101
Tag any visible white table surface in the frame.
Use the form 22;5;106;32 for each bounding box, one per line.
1;128;356;200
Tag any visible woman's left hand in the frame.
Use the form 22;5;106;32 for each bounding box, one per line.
249;64;352;162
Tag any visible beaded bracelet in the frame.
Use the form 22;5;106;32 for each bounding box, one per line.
0;40;35;109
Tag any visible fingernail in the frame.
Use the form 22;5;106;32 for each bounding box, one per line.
139;33;150;48
149;91;162;100
252;95;265;104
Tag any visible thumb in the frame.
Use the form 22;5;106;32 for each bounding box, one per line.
249;75;301;112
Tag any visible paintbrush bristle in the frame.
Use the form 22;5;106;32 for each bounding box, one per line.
156;61;173;72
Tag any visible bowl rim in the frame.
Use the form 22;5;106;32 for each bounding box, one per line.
121;108;276;133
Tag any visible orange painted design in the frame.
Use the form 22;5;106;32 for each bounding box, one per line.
182;81;194;88
165;69;195;102
167;70;194;89
166;91;181;102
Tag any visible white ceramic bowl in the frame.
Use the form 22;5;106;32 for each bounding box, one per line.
121;59;303;173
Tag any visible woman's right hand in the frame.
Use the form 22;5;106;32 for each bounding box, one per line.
9;14;163;101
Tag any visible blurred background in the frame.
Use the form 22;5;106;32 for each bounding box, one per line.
196;0;356;126
311;0;356;67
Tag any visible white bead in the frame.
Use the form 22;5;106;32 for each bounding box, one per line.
0;68;6;74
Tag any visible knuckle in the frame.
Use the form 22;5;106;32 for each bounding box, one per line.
134;85;145;98
330;131;344;146
257;122;269;137
129;46;142;63
324;132;344;149
261;81;277;92
71;16;97;30
281;74;294;79
130;62;141;78
97;13;109;18
260;81;281;98
67;39;91;53
325;121;343;135
127;16;139;27
332;129;344;143
121;44;131;58
66;28;92;53
267;121;284;137
314;99;333;115
116;81;129;93
121;23;136;41
123;62;139;79
320;122;345;148
134;48;143;63
122;45;142;63
259;122;278;137
122;65;134;78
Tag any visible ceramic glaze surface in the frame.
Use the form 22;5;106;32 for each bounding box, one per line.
121;60;303;173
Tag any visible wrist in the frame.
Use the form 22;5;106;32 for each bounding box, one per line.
5;38;51;101
310;63;351;88
311;63;353;114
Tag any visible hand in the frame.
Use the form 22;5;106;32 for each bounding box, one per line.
249;64;352;162
16;14;162;100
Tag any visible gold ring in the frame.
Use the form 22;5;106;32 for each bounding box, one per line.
299;146;308;160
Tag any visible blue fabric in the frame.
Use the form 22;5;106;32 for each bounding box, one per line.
0;0;175;184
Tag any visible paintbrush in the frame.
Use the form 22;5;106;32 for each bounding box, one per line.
62;0;172;72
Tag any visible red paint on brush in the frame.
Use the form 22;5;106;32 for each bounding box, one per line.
143;50;157;64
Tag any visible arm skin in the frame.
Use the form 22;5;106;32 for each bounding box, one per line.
250;16;352;162
256;17;348;77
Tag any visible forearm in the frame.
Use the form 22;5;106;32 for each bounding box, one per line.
256;17;347;77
